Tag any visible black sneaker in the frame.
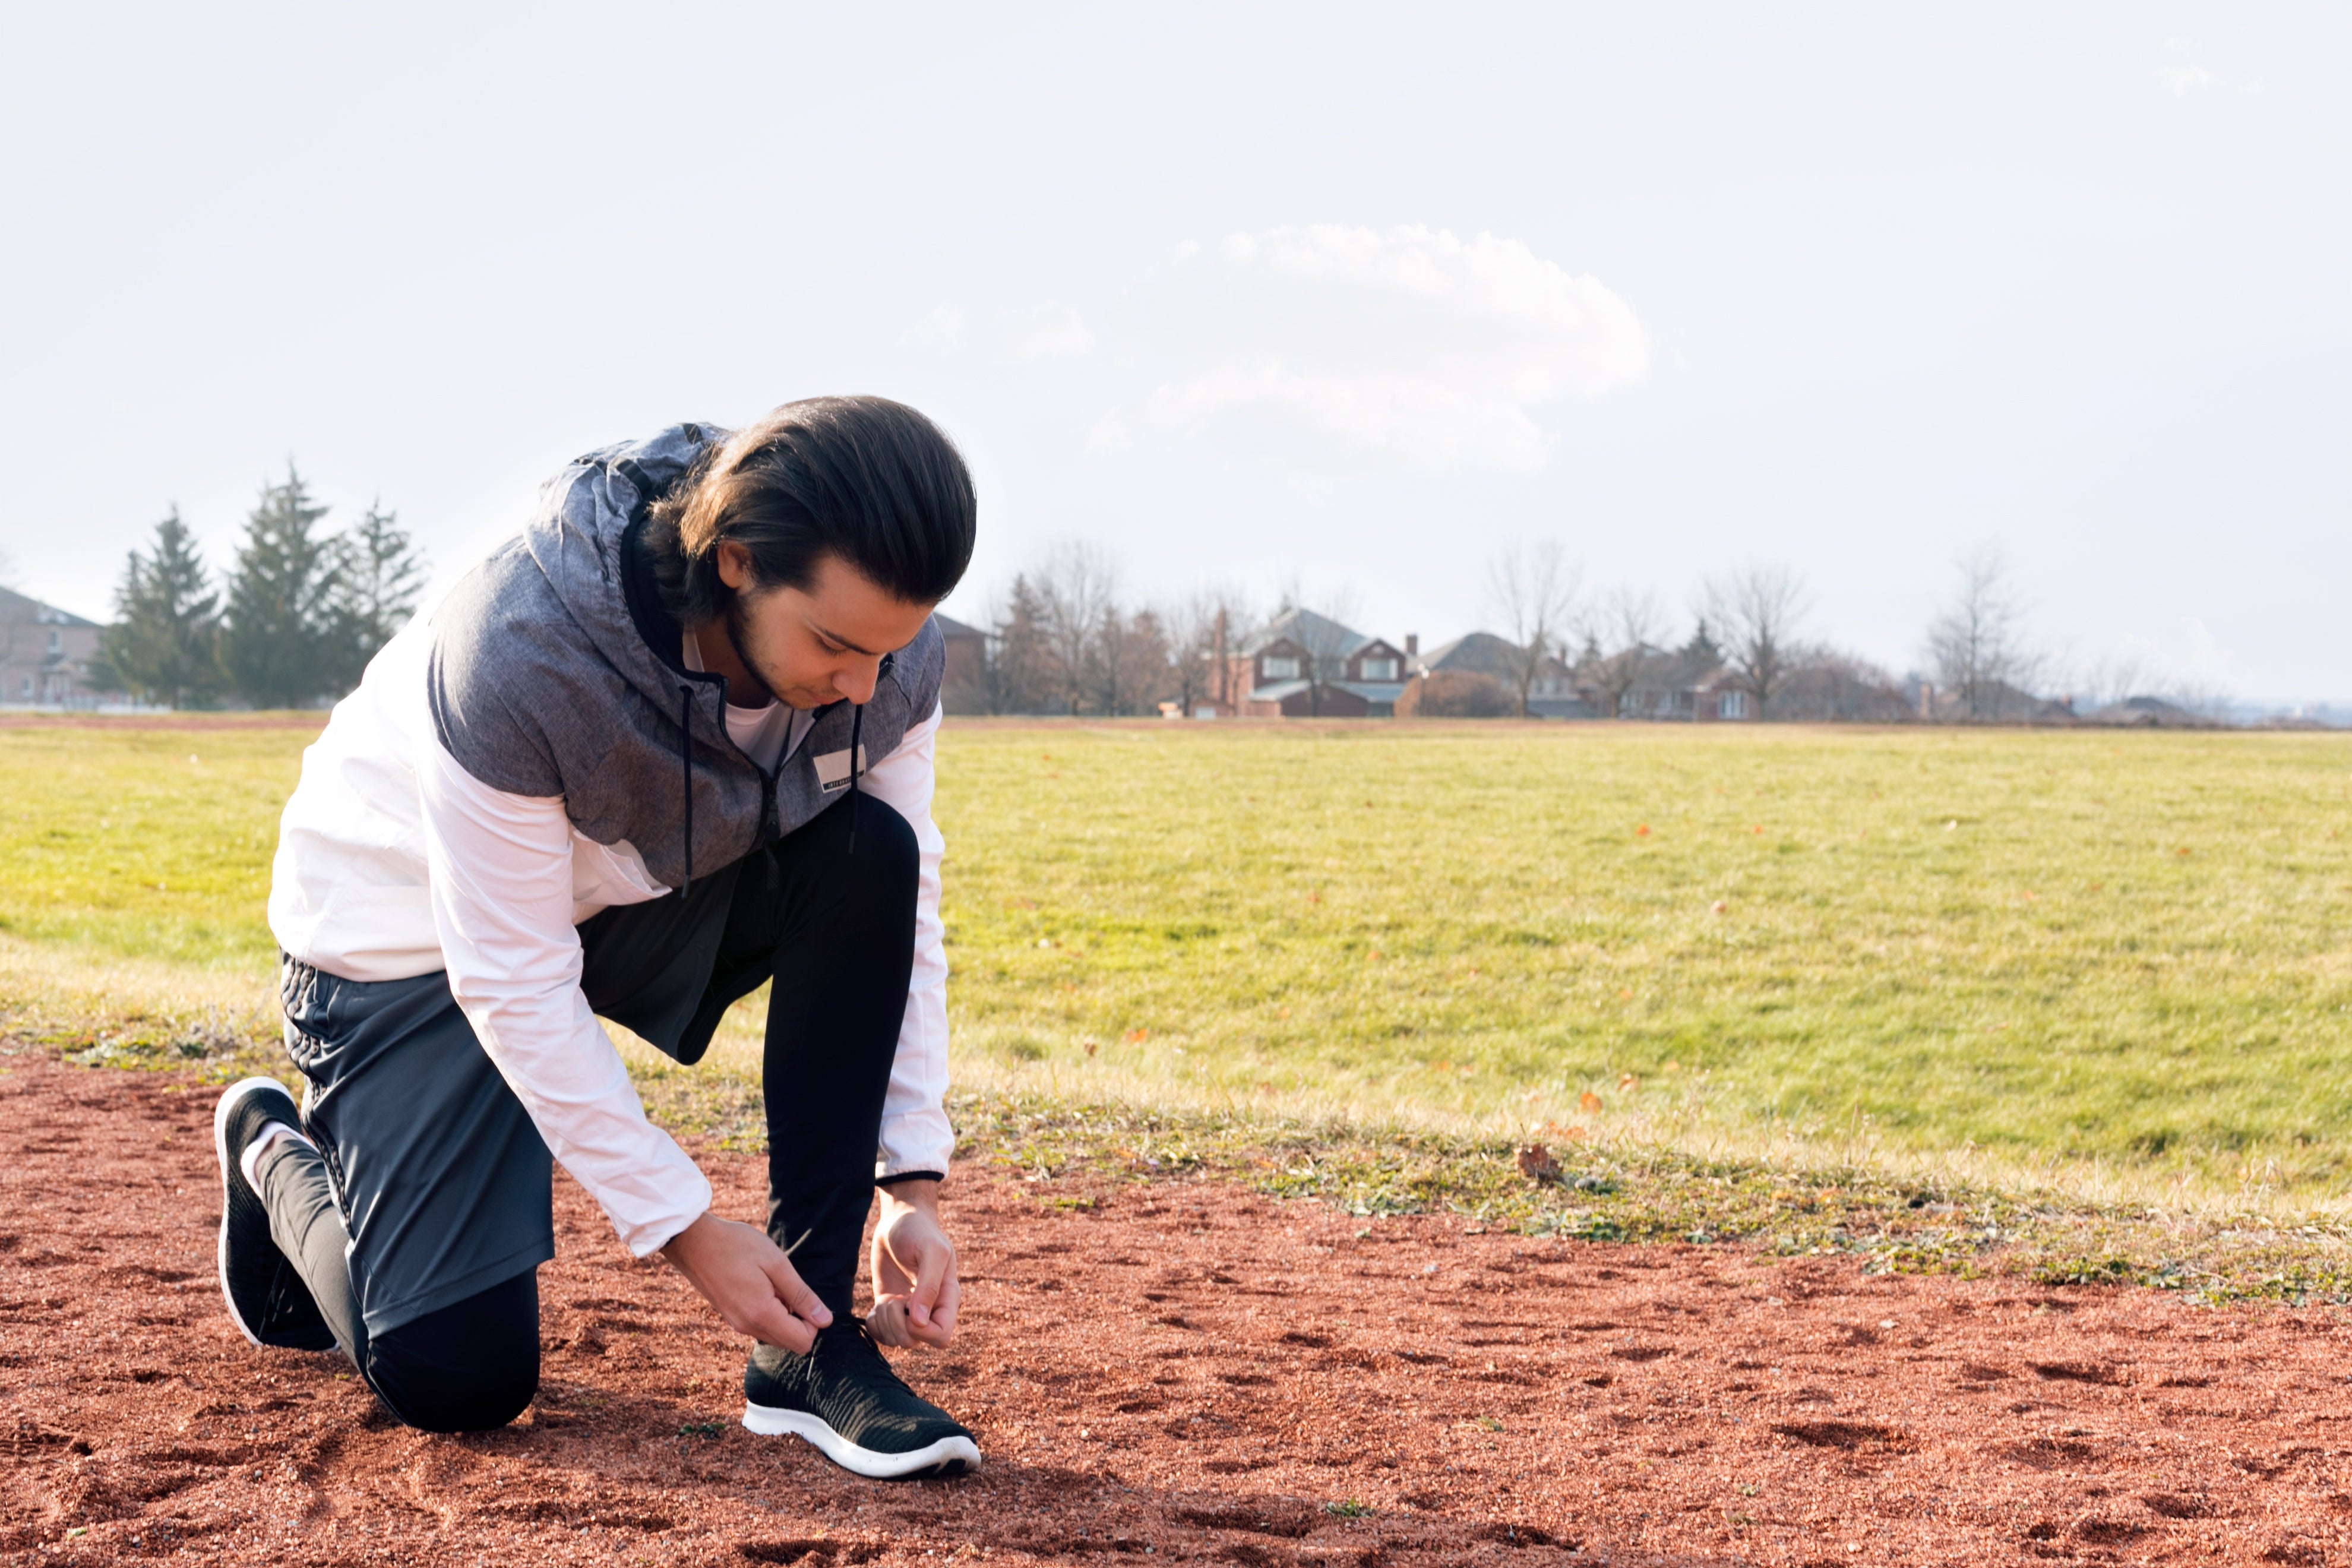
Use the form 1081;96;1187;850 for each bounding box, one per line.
211;1077;336;1352
742;1321;981;1478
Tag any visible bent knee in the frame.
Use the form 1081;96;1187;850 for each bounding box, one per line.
370;1353;538;1433
823;794;919;908
363;1273;541;1433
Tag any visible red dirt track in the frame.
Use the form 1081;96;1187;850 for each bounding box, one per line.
7;1055;2352;1566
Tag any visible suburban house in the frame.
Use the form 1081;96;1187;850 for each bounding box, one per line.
2089;695;2202;728
1911;675;2078;725
1576;642;1750;721
0;587;110;707
1403;631;1594;719
933;611;988;715
1225;607;1411;718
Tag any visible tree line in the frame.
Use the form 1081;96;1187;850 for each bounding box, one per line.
978;544;1258;717
99;466;426;709
84;476;2195;722
965;540;2208;722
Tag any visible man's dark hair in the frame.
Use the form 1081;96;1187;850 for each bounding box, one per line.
644;396;975;623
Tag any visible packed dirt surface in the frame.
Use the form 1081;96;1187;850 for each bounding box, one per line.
7;1055;2352;1566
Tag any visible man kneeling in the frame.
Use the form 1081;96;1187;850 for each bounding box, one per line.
212;399;980;1478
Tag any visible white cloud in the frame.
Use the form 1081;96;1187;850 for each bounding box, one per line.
997;301;1096;359
2155;39;2265;96
1094;224;1647;479
898;304;968;356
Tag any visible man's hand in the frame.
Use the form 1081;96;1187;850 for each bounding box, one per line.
868;1179;959;1349
660;1213;833;1352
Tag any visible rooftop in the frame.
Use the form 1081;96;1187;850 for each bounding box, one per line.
1240;606;1376;660
0;586;99;629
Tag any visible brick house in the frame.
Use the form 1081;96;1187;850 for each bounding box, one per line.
0;587;110;707
1225;608;1409;718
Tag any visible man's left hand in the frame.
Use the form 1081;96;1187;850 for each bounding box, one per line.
869;1178;959;1349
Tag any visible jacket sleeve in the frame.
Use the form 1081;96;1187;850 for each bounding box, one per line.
417;729;715;1256
856;702;954;1181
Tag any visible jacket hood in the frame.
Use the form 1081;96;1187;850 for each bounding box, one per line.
523;423;720;725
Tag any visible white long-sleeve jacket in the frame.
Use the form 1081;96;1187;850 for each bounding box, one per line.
268;606;953;1259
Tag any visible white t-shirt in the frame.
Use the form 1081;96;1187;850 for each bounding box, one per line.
682;630;813;772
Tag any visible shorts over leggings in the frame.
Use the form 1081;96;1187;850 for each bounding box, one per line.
256;792;919;1431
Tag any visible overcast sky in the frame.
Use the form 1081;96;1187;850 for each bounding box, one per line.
4;3;2345;699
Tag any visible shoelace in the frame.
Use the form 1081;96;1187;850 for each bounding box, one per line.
814;1319;919;1401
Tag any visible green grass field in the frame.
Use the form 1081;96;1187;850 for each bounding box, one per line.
5;717;2351;1208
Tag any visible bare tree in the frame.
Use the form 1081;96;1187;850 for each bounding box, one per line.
1703;565;1810;719
2069;648;2230;722
1094;606;1172;715
1579;586;1667;717
2072;650;2153;715
1485;541;1582;719
1030;543;1120;716
1164;586;1254;717
1771;644;1912;722
1923;546;2041;720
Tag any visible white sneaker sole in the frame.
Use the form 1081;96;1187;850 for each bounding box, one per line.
213;1076;292;1349
742;1402;982;1478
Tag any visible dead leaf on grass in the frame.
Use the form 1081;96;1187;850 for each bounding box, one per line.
1515;1145;1564;1185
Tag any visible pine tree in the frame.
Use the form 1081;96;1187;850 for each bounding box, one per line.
986;575;1058;713
103;508;222;709
219;465;342;709
323;501;427;691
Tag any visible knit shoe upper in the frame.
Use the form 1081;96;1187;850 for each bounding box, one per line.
742;1320;980;1479
211;1077;336;1352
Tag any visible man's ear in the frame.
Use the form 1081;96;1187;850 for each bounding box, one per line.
715;540;753;592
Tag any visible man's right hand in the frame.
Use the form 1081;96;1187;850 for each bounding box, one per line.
659;1213;833;1352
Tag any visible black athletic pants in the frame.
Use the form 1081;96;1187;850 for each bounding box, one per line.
255;792;920;1433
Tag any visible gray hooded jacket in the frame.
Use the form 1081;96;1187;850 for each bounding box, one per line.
426;423;946;893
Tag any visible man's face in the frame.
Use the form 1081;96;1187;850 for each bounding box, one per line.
717;546;935;710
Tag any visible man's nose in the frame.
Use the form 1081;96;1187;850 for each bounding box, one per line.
833;662;880;705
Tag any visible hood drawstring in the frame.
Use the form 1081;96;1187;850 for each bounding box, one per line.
678;684;694;900
681;683;864;885
846;702;866;854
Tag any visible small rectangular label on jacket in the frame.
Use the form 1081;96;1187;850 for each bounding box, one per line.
814;745;867;794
